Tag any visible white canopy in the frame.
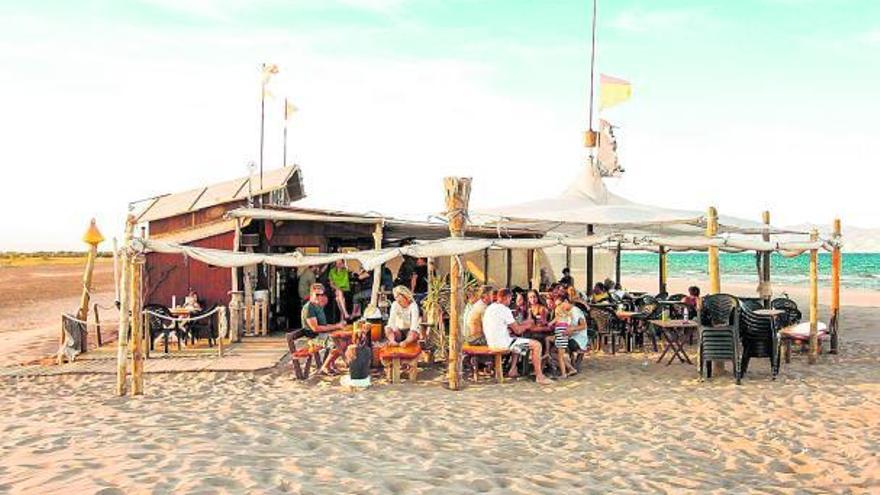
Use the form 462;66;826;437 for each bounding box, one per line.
134;232;831;272
472;165;806;237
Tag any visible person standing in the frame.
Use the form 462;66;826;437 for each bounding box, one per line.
327;259;352;321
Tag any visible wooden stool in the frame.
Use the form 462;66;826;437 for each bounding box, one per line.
462;345;510;383
286;330;324;380
378;345;422;384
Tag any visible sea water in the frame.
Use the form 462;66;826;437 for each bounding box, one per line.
620;252;880;291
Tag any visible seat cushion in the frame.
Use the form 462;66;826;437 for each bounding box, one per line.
378;344;422;360
780;322;828;340
462;345;510;356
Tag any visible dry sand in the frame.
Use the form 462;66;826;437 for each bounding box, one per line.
1;269;879;493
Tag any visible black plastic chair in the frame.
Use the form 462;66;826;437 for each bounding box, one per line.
589;306;626;354
189;303;219;346
738;301;781;380
144;304;179;353
631;296;663;352
698;294;742;384
770;298;802;328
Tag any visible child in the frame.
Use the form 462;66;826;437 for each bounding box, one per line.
549;293;587;378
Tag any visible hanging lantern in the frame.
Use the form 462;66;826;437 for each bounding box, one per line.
583;129;598;148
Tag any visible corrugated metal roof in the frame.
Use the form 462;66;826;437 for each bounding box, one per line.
135;166;304;223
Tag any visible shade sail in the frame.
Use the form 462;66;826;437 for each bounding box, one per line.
472;165;807;236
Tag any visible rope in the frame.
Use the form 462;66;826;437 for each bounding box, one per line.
142;306;222;324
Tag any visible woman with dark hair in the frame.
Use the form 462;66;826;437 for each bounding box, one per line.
526;289;550;327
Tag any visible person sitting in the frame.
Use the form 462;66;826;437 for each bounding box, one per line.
183;288;202;311
483;288;550;384
590;282;609;304
559;267;574;288
342;330;372;389
301;283;347;374
550;293;588;378
351;267;374;317
385;286;422;347
683;286;701;316
526;289;550;327
513;291;528;321
465;286;494;346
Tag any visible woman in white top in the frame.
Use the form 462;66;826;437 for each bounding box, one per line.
385;286;422;346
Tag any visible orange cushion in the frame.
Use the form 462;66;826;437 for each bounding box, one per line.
329;330;353;339
462;345;510;356
379;345;421;360
291;348;319;358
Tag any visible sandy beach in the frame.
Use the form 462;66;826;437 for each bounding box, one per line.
1;265;879;494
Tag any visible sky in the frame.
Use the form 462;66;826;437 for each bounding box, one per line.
0;0;878;251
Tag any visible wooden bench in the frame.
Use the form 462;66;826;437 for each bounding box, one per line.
378;344;422;384
462;345;510;383
780;322;829;363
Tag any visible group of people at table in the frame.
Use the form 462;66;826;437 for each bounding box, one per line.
298;261;702;383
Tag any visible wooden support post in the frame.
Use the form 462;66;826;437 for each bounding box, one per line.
531;249;541;290
218;306;227;357
482;249;489;284
614;242;621;288
761;211;772;308
830;219;841;354
658;246;667;295
707;207;720;295
232;218;241;292
369;221;385;308
808;228;819;364
444;176;471;391
565;246;572;274
526;249;534;289
130;254;145;396
505;248;512;288
115;216;135;396
586;224;595;292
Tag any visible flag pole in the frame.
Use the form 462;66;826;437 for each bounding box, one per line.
259;74;266;194
588;0;598;136
283;98;288;167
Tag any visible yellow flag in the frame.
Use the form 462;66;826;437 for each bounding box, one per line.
261;63;279;98
285;100;298;120
599;74;631;111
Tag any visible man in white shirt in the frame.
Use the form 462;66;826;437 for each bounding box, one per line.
385;286;422;347
482;288;550;384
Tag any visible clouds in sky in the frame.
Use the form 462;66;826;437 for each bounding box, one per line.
0;0;877;251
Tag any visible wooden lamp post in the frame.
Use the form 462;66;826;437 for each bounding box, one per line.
444;177;471;391
77;219;105;325
706;207;720;294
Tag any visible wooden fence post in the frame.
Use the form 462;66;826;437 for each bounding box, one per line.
116;216;135;396
130;254;145;396
444;177;471;391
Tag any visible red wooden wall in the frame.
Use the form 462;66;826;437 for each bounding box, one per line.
145;232;234;308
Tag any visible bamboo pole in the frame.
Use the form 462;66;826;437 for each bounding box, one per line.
761;211;772;308
658;246;667;294
531;249;541;290
130;253;145;396
830;218;841;354
707;207;720;294
809;228;819;364
565;247;572;275
444;177;471;391
116;216;135;396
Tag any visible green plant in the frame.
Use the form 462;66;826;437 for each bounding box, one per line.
421;268;479;360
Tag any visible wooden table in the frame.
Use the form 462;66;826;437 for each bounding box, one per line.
649;319;698;365
615;310;640;320
162;307;195;353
